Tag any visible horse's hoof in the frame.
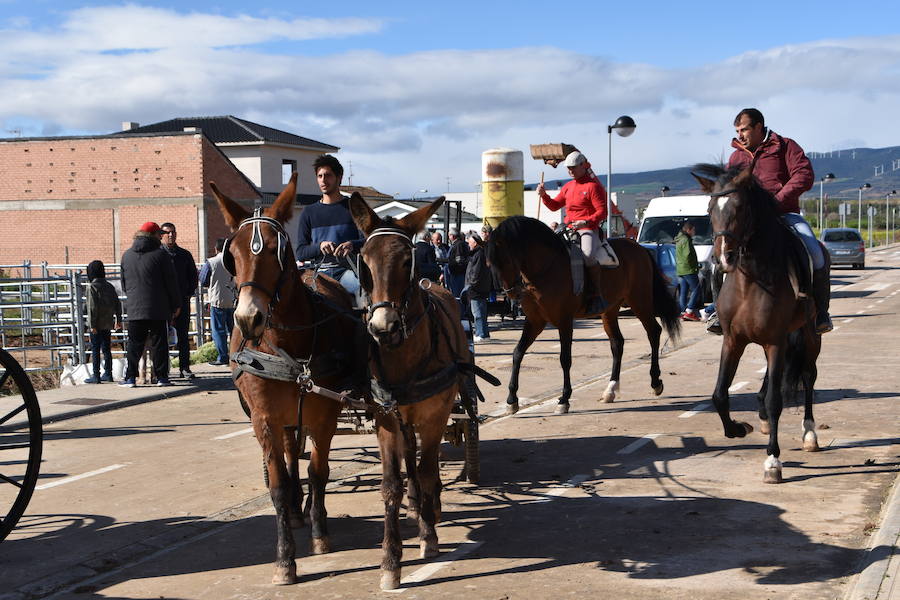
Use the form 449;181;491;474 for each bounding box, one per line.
652;382;664;396
380;570;401;591
310;536;330;555
271;563;297;585
759;420;771;435
601;380;619;403
601;391;616;403
764;468;784;484
505;402;519;416
420;539;440;559
554;403;570;415
803;433;820;452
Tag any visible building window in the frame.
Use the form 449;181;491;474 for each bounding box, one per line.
282;159;297;185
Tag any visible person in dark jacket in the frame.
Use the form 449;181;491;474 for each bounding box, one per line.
445;228;468;298
84;260;122;383
119;222;180;387
414;231;441;282
464;232;492;341
160;222;199;378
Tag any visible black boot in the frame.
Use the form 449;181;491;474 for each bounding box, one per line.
812;267;833;334
585;264;608;314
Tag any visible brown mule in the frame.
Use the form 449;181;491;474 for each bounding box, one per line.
485;216;682;414
348;193;470;591
211;174;363;584
695;164;825;484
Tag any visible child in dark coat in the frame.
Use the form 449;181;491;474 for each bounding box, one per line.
84;260;122;383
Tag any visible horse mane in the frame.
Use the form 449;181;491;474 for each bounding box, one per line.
696;163;796;282
486;215;568;274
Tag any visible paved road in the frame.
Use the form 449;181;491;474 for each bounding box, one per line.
2;246;899;599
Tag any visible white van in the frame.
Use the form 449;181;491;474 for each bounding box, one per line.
637;195;714;299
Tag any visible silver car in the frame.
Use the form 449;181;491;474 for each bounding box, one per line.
821;227;865;269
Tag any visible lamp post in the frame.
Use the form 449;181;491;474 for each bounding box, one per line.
660;185;670;197
888;190;897;246
818;173;835;231
858;182;871;232
607;115;636;236
412;188;427;201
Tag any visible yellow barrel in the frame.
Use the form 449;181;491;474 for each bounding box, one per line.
481;148;524;229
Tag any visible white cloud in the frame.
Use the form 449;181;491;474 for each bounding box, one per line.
2;6;900;196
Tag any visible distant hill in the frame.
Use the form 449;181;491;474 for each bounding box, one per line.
537;145;900;208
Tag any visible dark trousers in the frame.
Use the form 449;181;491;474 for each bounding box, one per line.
678;273;701;312
174;299;192;371
90;330;112;379
125;320;169;382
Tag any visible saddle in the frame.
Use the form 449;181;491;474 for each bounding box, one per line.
785;227;814;299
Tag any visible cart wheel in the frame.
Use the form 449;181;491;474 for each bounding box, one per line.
0;349;42;542
463;416;479;484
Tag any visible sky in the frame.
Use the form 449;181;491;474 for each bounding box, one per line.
2;1;900;197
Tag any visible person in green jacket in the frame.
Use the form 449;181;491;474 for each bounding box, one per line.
675;220;701;321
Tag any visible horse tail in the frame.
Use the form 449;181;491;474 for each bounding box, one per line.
649;251;682;342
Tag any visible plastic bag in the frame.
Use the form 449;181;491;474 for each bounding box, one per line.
168;325;178;347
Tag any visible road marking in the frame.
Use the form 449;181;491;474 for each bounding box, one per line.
842;318;854;323
617;434;661;454
591;332;606;338
36;464;127;490
728;381;749;393
390;473;591;591
876;299;885;303
497;357;514;364
864;283;891;291
865;304;875;309
856;310;865;314
212;427;254;441
831;326;841;332
679;402;710;418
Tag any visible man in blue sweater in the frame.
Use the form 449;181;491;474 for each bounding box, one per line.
294;155;365;294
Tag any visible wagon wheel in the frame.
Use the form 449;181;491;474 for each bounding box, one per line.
0;349;42;542
461;376;480;485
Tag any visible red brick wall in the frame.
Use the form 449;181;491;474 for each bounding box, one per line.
0;208;116;265
0;134;204;201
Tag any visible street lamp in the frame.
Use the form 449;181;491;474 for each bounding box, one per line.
888;190;897;245
660;185;670;197
818;173;835;231
607;115;636;236
412;188;428;201
858;182;871;231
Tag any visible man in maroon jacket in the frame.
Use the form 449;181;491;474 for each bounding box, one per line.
716;108;832;334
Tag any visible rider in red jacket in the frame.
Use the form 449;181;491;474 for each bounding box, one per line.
537;151;618;313
725;108;831;334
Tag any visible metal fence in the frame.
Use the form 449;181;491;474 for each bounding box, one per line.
0;260;209;372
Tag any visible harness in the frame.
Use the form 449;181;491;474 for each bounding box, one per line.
361;226;490;414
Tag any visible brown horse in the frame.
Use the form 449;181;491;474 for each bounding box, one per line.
694;164;825;483
486;216;682;414
212;174;364;584
349;194;472;591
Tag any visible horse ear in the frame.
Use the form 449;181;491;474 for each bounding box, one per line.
733;167;754;188
348;192;381;235
397;196;445;235
268;172;297;223
692;173;716;194
210;181;250;230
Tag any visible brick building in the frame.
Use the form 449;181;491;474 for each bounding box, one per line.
0;116;339;266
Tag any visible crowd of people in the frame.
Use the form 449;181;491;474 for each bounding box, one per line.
84;220;236;387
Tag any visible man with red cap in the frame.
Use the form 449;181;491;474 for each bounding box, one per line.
537;150;618;313
119;221;181;387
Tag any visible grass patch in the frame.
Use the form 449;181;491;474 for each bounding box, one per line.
171;341;218;369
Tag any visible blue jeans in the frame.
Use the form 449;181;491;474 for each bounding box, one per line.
446;272;466;299
210;306;235;363
90;330;112;378
782;213;825;270
470;297;489;338
678;273;701;312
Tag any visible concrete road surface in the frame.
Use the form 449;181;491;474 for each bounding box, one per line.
2;245;898;600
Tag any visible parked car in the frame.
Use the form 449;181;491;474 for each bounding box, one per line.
640;242;678;298
637;195;714;301
821;227;865;269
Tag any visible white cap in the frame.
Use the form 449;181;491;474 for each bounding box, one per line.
564;151;587;168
